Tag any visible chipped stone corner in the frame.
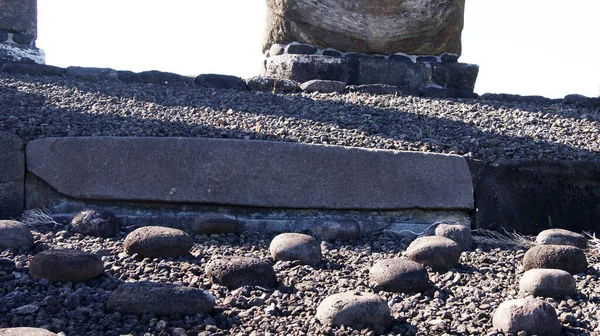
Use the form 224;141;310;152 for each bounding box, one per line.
0;43;45;64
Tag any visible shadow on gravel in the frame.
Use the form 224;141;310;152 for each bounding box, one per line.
1;75;598;164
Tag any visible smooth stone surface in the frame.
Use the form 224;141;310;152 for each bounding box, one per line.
422;223;472;251
492;298;561;336
65;66;117;81
106;282;215;316
310;219;361;241
124;226;193;258
519;269;576;299
29;249;104;282
523;245;588;275
0;62;64;76
369;259;429;293
432;62;479;92
263;0;465;55
300;79;346;94
316;291;391;329
70;209;121;238
26;137;474;210
0;328;57;336
0;220;33;249
245;76;299;93
191;213;240;235
194;74;248;91
205;256;277;289
0;0;37;37
475;160;600;234
406;236;461;271
0;132;24;219
536;229;587;249
269;233;321;265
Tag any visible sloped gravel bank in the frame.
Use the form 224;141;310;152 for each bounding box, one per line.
1;222;600;335
0;73;598;163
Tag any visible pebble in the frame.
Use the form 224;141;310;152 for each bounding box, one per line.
123;226;193;258
519;268;576;299
316;291;391;329
269;233;322;265
369;258;430;293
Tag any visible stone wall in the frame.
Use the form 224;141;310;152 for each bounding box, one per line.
0;132;24;219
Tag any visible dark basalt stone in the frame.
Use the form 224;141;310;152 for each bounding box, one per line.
416;56;438;63
441;53;459;63
12;33;34;45
1;62;64;76
0;30;8;43
194;73;248;91
285;44;317;55
389;54;413;63
322;49;342;57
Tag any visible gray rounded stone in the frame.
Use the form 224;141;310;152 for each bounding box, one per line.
245;76;300;93
70;209;121;238
300;80;346;94
310;219;361;241
124;226;193;258
107;282;215;316
191;213;240;235
536;229;587;249
269;233;321;265
29;249;104;282
523;245;588;275
194;74;248;91
492;298;561;336
205;256;277;289
369;259;429;293
0;328;57;336
422;223;472;251
0;220;34;249
406;236;461;271
519;269;576;299
316;291;391;329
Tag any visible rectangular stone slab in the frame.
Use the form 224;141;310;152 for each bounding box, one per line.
26;137;473;210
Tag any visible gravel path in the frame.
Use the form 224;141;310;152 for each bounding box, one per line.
1;223;599;335
0;73;599;163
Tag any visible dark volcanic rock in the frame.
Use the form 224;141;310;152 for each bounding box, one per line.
70;209;121;238
0;220;34;249
1;62;64;76
406;236;461;271
29;249;104;282
523;245;588;275
369;258;430;293
536;228;587;249
124;226;193;258
269;233;321;265
205;256;277;289
316;291;391;329
310;219;361;241
194;74;248;91
191;213;240;235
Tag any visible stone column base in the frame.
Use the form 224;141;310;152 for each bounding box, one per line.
0;43;45;65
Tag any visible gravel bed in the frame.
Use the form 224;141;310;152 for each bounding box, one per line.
0;73;599;163
1;222;599;335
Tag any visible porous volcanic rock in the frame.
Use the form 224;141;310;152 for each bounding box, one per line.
106;282;215;316
519;269;576;299
369;258;429;293
405;236;461;271
536;228;587;249
492;298;561;336
0;327;57;336
316;291;391;329
0;220;34;249
205;256;277;289
28;249;104;282
263;0;466;56
269;233;321;265
123;226;193;258
191;213;240;235
523;245;588;275
70;209;121;238
310;219;361;241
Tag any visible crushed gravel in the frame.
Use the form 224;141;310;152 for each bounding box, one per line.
0;72;598;163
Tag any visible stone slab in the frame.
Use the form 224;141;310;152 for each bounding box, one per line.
0;132;24;219
475;160;600;235
26;137;473;210
0;43;44;65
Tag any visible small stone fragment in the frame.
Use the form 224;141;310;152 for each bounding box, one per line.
71;209;121;238
316;292;391;329
29;249;104;282
0;220;34;249
369;259;429;293
269;233;321;265
124;226;193;258
523;245;587;275
492;298;561;336
519;269;576;299
205;256;277;289
405;236;461;271
536;229;587;249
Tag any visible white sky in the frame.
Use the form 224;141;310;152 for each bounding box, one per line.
37;0;600;99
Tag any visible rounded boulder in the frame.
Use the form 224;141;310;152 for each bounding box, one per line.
124;226;193;258
311;219;361;242
536;229;587;249
405;236;461;271
29;249;104;282
523;245;587;275
70;209;121;238
205;256;277;289
519;269;576;299
191;213;240;235
269;233;321;265
424;223;472;251
316;291;391;329
0;220;34;249
492;298;561;336
369;259;429;293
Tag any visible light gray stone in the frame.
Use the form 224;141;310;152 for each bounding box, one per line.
423;223;472;251
316;291;391;329
0;132;24;219
519;269;576;299
0;327;56;336
106;282;215;316
492;298;561;336
0;220;33;249
70;209;121;238
523;245;588;275
124;226;193;258
191;213;240;235
406;236;461;271
269;233;321;265
0;0;37;37
26;137;473;210
536;229;587;249
300;79;346;94
369;259;429;293
310;219;361;241
29;249;104;282
205;256;277;289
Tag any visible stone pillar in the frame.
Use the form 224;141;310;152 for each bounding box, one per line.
0;0;45;65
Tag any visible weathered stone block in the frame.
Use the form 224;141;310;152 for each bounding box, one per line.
432;62;479;91
26;137;473;210
0;43;44;65
0;132;24;219
0;0;37;37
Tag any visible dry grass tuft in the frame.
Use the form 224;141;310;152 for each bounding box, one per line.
472;229;535;249
17;208;60;228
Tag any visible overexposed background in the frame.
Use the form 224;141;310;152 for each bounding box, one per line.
37;0;600;98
